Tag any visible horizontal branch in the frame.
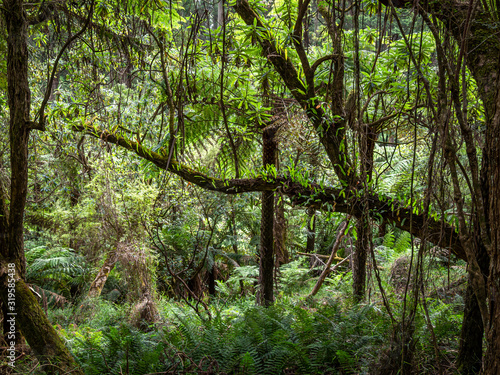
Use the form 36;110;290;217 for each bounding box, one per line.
74;123;466;261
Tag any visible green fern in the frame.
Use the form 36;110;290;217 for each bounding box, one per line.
26;246;88;299
394;231;411;254
383;230;395;249
67;296;390;374
75;324;165;375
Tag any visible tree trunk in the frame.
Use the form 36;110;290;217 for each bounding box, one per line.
353;212;369;301
457;238;489;374
0;1;83;372
258;124;278;306
5;0;30;279
208;266;216;296
484;263;500;374
483;86;500;374
217;0;224;27
274;192;289;266
457;279;484;374
229;197;239;254
352;127;375;302
86;250;119;299
0;261;83;374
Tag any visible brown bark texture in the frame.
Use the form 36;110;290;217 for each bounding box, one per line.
258;124;279;306
87;250;119;299
274;193;289;265
0;1;83;373
353;213;369;301
0;262;83;374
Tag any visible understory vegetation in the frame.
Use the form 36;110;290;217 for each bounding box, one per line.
11;226;467;374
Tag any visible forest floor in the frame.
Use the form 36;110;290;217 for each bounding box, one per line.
3;248;468;374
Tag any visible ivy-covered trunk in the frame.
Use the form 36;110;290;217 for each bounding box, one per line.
0;1;83;373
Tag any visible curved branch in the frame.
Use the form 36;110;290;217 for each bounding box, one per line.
73;122;466;261
310;54;338;76
35;0;95;128
292;0;313;93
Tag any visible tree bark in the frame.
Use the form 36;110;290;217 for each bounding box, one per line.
457;238;489;374
457;279;484;374
5;0;30;279
353;212;369;301
0;1;83;372
483;87;500;374
0;260;83;374
274;192;289;265
217;0;224;27
258;124;278;306
86;250;119;299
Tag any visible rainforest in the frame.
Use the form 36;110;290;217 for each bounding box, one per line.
1;0;500;374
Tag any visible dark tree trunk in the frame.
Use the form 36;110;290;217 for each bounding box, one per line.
458;279;484;374
484;263;500;374
353;212;369;301
259;191;274;306
258;124;278;306
208;267;216;296
274;192;289;266
0;1;83;373
353;124;376;302
229;198;239;254
483;88;500;374
457;239;489;374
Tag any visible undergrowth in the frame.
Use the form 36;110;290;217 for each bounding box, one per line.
22;237;466;375
55;296;389;375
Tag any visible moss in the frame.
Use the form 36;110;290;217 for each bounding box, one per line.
13;277;84;374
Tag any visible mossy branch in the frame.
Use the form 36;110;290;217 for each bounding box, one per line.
74;123;466;261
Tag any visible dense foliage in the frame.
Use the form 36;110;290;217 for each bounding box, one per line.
1;0;499;373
